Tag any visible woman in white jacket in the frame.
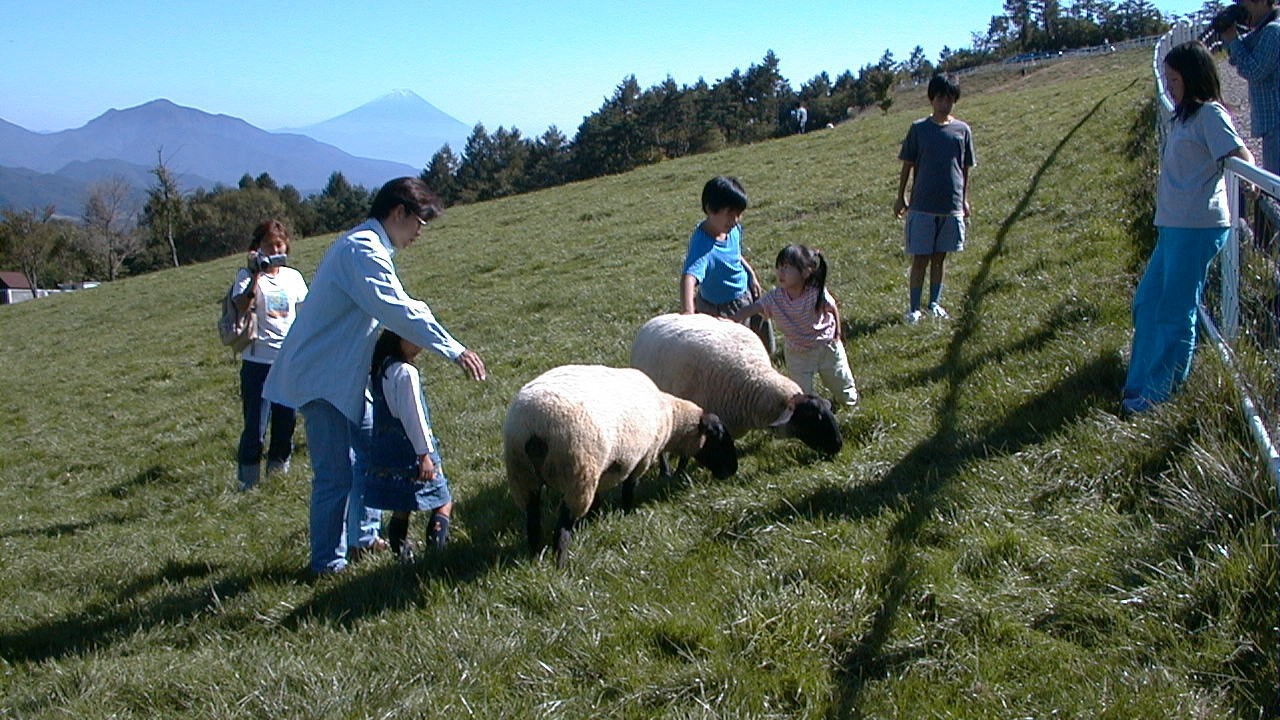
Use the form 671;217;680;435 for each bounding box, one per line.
230;219;308;489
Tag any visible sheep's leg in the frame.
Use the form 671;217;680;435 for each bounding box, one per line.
621;476;637;510
554;502;578;569
525;486;543;556
658;454;672;478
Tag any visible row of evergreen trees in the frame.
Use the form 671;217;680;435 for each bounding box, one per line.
418;0;1196;207
0;0;1208;287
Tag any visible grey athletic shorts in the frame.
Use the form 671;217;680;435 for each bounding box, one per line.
904;211;965;255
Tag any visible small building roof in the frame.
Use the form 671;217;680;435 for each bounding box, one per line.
0;272;32;290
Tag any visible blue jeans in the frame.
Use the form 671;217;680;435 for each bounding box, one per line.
1123;226;1227;408
301;399;382;574
238;360;296;466
1263;129;1279;176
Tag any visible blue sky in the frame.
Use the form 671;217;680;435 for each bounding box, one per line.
2;0;1205;137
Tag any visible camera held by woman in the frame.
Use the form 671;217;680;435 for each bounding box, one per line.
1202;4;1251;46
248;251;287;272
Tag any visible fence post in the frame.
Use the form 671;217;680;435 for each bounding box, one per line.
1224;171;1241;341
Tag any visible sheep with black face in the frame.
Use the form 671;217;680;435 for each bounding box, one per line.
630;313;842;456
503;364;737;567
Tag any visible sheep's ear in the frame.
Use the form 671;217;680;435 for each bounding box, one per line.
770;406;794;427
787;393;803;410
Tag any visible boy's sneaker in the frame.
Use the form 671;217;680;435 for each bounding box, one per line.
928;302;949;319
266;458;290;476
904;309;924;325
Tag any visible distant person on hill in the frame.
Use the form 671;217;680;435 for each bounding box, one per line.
680;175;774;353
264;177;487;576
365;329;454;562
229;219;308;490
1123;41;1253;416
730;244;858;410
1221;0;1280;172
796;103;809;133
893;73;976;325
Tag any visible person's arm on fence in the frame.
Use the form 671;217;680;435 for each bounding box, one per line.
1228;145;1256;166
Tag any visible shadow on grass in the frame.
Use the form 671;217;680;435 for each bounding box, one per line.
0;511;140;540
281;448;778;627
885;297;1097;393
734;353;1124;533
100;463;186;500
803;83;1142;716
0;559;305;664
281;478;530;627
843;314;901;341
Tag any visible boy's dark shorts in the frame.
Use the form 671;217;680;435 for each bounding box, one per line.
905;211;965;255
695;291;776;357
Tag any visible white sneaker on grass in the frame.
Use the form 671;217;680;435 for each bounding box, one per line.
904;309;924;325
928;302;949;319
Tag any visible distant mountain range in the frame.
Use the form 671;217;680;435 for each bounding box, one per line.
280;89;471;169
0;92;470;216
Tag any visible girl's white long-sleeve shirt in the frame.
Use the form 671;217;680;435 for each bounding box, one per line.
381;361;436;456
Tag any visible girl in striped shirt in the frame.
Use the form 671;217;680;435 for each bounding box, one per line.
732;244;858;409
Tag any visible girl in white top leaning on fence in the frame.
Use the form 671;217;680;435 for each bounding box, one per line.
1123;40;1254;416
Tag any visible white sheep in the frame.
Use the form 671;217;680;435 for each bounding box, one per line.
503;364;737;567
630;313;842;456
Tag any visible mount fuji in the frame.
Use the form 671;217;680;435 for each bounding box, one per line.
284;90;472;170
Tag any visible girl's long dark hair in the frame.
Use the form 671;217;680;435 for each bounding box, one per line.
1164;40;1223;122
370;329;410;383
775;244;829;313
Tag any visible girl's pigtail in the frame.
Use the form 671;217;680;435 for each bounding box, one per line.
811;249;829;314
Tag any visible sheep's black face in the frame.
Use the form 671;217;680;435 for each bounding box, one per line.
695;413;738;478
791;396;842;456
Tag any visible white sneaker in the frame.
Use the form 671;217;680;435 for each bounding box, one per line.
904;309;924;325
266;458;291;476
928;302;949;319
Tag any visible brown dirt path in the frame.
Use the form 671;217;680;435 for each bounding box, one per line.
1218;55;1264;161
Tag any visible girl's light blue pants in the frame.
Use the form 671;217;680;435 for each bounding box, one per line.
1123;225;1228;410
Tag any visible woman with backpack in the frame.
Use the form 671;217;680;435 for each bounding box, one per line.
229;219;308;489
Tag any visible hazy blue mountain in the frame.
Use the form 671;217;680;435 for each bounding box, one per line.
0;158;220;218
0;118;45;171
56;158;214;191
0;165;90;214
282;89;471;169
0;99;418;211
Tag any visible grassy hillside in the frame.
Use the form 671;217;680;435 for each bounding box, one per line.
0;48;1274;718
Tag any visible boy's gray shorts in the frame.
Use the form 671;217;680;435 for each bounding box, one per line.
904;211;965;255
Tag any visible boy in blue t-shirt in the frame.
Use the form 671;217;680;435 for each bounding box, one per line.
893;73;977;325
680;176;773;351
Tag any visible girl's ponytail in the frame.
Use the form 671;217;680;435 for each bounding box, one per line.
810;249;829;314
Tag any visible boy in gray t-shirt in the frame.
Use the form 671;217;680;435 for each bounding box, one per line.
894;73;977;324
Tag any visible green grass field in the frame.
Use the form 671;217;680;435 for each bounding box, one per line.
0;48;1275;718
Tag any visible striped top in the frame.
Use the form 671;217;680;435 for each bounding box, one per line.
758;285;837;350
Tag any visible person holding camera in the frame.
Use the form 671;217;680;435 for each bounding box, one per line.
230;219;308;490
1220;0;1280;172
